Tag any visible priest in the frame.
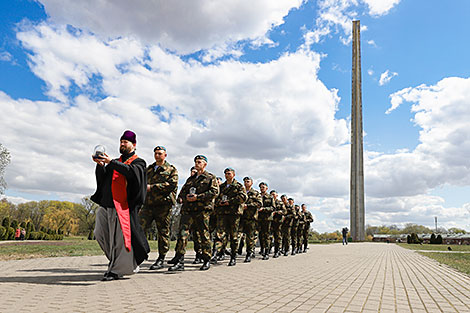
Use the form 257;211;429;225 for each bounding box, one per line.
91;130;150;281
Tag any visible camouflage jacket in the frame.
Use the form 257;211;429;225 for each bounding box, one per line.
180;170;219;212
242;188;262;220
298;210;306;226
258;193;275;221
215;179;247;215
292;206;300;227
304;211;314;224
143;160;178;207
272;199;286;223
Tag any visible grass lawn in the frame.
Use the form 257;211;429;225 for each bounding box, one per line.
0;237;191;260
397;243;470;276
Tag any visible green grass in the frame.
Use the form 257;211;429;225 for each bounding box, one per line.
0;237;191;260
397;243;470;251
397;243;470;276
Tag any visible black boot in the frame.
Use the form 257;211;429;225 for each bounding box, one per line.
237;241;244;255
273;249;279;258
168;254;184;271
150;254;165;270
228;254;236;266
192;253;203;264
262;248;269;260
244;251;252;263
284;250;289;256
168;253;180;265
200;255;211;271
291;246;296;255
216;251;225;261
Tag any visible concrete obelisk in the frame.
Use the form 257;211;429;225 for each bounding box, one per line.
350;20;365;241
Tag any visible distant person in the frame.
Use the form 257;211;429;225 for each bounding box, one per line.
20;228;26;240
91;130;150;281
342;227;349;245
15;228;21;240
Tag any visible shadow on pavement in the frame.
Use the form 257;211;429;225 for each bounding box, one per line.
0;273;104;286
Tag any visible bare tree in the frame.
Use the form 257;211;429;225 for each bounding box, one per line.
0;143;11;195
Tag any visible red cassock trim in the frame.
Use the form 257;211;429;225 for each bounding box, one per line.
111;154;138;252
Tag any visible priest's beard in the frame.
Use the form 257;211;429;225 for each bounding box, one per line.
120;146;133;155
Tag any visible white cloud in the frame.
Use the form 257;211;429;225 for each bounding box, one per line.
379;69;398;86
0;51;13;62
37;0;303;55
367;68;374;76
362;0;400;16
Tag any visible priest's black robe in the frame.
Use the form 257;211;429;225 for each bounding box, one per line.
91;151;150;265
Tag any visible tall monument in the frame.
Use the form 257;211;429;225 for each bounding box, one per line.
350;20;365;241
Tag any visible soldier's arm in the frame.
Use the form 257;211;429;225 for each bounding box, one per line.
230;185;248;205
150;167;178;195
197;176;219;202
264;198;275;213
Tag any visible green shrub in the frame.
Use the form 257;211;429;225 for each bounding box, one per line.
436;234;443;244
430;233;436;244
7;227;15;240
2;217;10;228
19;221;26;228
409;233;422;244
0;226;6;240
10;219;19;229
407;235;411;244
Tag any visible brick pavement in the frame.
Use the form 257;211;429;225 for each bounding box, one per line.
0;243;470;312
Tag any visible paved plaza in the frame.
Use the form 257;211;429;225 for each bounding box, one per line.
1;243;470;312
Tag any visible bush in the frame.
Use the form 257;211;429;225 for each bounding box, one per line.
407;235;411;244
10;219;19;229
2;217;10;228
409;233;422;244
19;221;26;228
430;233;436;244
0;226;6;240
436;234;443;244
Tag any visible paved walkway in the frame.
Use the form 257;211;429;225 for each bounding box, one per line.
0;243;470;312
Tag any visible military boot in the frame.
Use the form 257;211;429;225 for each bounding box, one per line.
284;250;289;256
168;253;180;265
273;248;279;258
262;248;269;260
168;254;184;271
200;254;211;271
291;246;296;255
237;240;244;255
228;253;236;266
244;251;252;263
149;254;165;270
303;243;308;253
192;253;203;264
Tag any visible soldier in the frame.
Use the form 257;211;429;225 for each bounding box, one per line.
281;195;294;256
240;176;262;262
140;146;178;270
302;204;314;253
209;177;223;260
258;182;274;260
212;168;247;266
296;205;305;253
270;190;286;258
290;199;299;256
168;155;219;271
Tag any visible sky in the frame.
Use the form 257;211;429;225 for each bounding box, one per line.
1;0;470;233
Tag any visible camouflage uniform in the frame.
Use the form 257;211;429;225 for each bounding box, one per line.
303;210;314;251
213;179;247;258
281;202;294;254
140;160;178;257
240;188;262;257
271;199;286;256
297;210;305;252
174;171;219;260
258;193;275;256
290;205;299;255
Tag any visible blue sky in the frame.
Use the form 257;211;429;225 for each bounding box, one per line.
1;0;470;232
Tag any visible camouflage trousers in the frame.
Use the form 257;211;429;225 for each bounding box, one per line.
175;210;211;259
281;222;291;252
271;221;282;252
214;214;240;255
303;224;310;249
239;218;257;254
258;220;271;251
291;223;298;250
139;204;172;256
297;224;305;250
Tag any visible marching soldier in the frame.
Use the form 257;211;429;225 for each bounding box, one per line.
240;176;262;262
258;182;274;260
168;155;219;271
212;168;247;266
302;204;313;253
140;146;178;270
297;206;305;253
281;195;294;256
270;190;286;258
290;200;299;255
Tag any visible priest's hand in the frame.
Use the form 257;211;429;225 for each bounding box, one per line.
92;155;105;166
